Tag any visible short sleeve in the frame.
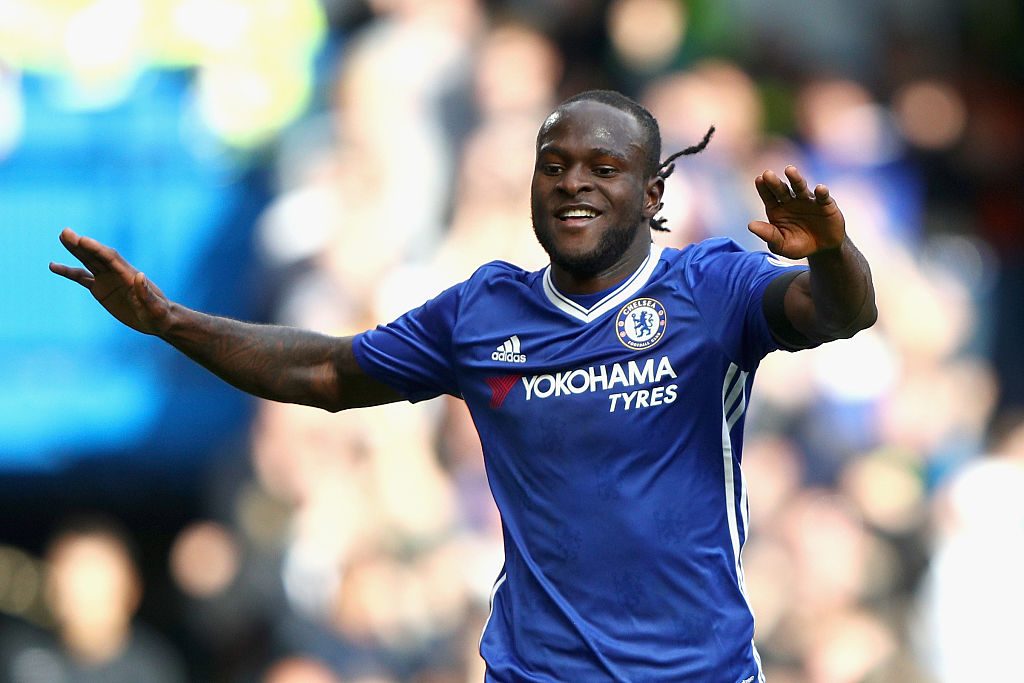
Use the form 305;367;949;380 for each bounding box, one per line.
685;238;808;370
352;281;464;403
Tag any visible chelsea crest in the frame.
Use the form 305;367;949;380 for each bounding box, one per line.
616;298;667;350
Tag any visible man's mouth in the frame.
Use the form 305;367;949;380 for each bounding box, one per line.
556;206;601;225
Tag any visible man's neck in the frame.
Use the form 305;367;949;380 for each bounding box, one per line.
549;237;652;295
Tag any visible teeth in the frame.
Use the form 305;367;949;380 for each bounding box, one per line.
561;208;598;218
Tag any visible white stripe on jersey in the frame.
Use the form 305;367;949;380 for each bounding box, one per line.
542;245;664;323
478;572;507;652
727;391;747;430
720;363;764;682
720;363;746;570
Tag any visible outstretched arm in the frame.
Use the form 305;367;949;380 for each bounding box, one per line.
749;166;877;347
50;228;402;411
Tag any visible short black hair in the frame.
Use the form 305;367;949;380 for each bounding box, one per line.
46;512;140;567
558;90;663;178
551;90;716;231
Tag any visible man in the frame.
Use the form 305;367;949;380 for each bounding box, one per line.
52;90;876;681
0;516;188;683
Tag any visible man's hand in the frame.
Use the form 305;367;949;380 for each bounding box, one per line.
748;166;845;259
49;228;172;335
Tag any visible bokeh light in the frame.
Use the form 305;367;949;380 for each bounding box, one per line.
608;0;687;73
893;79;967;151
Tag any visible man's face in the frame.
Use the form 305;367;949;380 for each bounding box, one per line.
530;101;660;278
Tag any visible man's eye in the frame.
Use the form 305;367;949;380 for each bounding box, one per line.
594;167;617;177
543;164;563;174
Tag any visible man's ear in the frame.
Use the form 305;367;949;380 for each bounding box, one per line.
644;176;665;219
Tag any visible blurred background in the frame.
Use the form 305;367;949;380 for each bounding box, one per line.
1;0;1023;681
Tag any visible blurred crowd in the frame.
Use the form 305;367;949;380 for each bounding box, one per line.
3;0;1024;681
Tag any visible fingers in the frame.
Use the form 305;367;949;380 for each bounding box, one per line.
756;166;822;207
814;183;832;205
748;220;782;252
784;166;812;199
133;272;162;307
48;262;95;288
129;272;152;320
58;228;138;281
134;271;170;314
754;175;777;207
58;228;106;274
759;169;795;204
132;271;172;334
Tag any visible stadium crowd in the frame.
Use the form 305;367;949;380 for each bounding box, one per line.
2;1;1023;682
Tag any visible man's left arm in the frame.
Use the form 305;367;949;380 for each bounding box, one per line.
749;166;877;348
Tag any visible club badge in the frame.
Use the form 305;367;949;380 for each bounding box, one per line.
616;298;667;350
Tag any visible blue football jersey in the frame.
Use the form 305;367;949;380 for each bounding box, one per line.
353;238;807;682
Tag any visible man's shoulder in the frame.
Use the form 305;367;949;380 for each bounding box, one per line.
665;237;784;278
675;236;750;261
464;259;544;287
652;238;749;279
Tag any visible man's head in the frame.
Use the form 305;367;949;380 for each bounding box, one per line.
45;515;142;658
530;91;665;281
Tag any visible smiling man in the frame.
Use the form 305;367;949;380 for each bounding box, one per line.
52;90;876;682
531;97;657;287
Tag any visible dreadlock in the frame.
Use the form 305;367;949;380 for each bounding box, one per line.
650;124;716;232
553;90;715;232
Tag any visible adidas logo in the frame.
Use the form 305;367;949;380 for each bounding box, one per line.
491;335;527;363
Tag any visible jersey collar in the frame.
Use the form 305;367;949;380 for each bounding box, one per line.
541;244;664;323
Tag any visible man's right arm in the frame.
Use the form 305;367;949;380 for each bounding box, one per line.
159;308;402;411
50;228;403;412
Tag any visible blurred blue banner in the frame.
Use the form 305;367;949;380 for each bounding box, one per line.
0;71;267;472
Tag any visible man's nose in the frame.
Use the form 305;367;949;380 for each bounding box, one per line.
557;165;593;194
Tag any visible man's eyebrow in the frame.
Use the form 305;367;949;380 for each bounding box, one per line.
537;145;630;162
592;147;629;162
537;144;566;157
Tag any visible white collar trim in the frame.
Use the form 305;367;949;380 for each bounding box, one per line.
541;244;664;323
